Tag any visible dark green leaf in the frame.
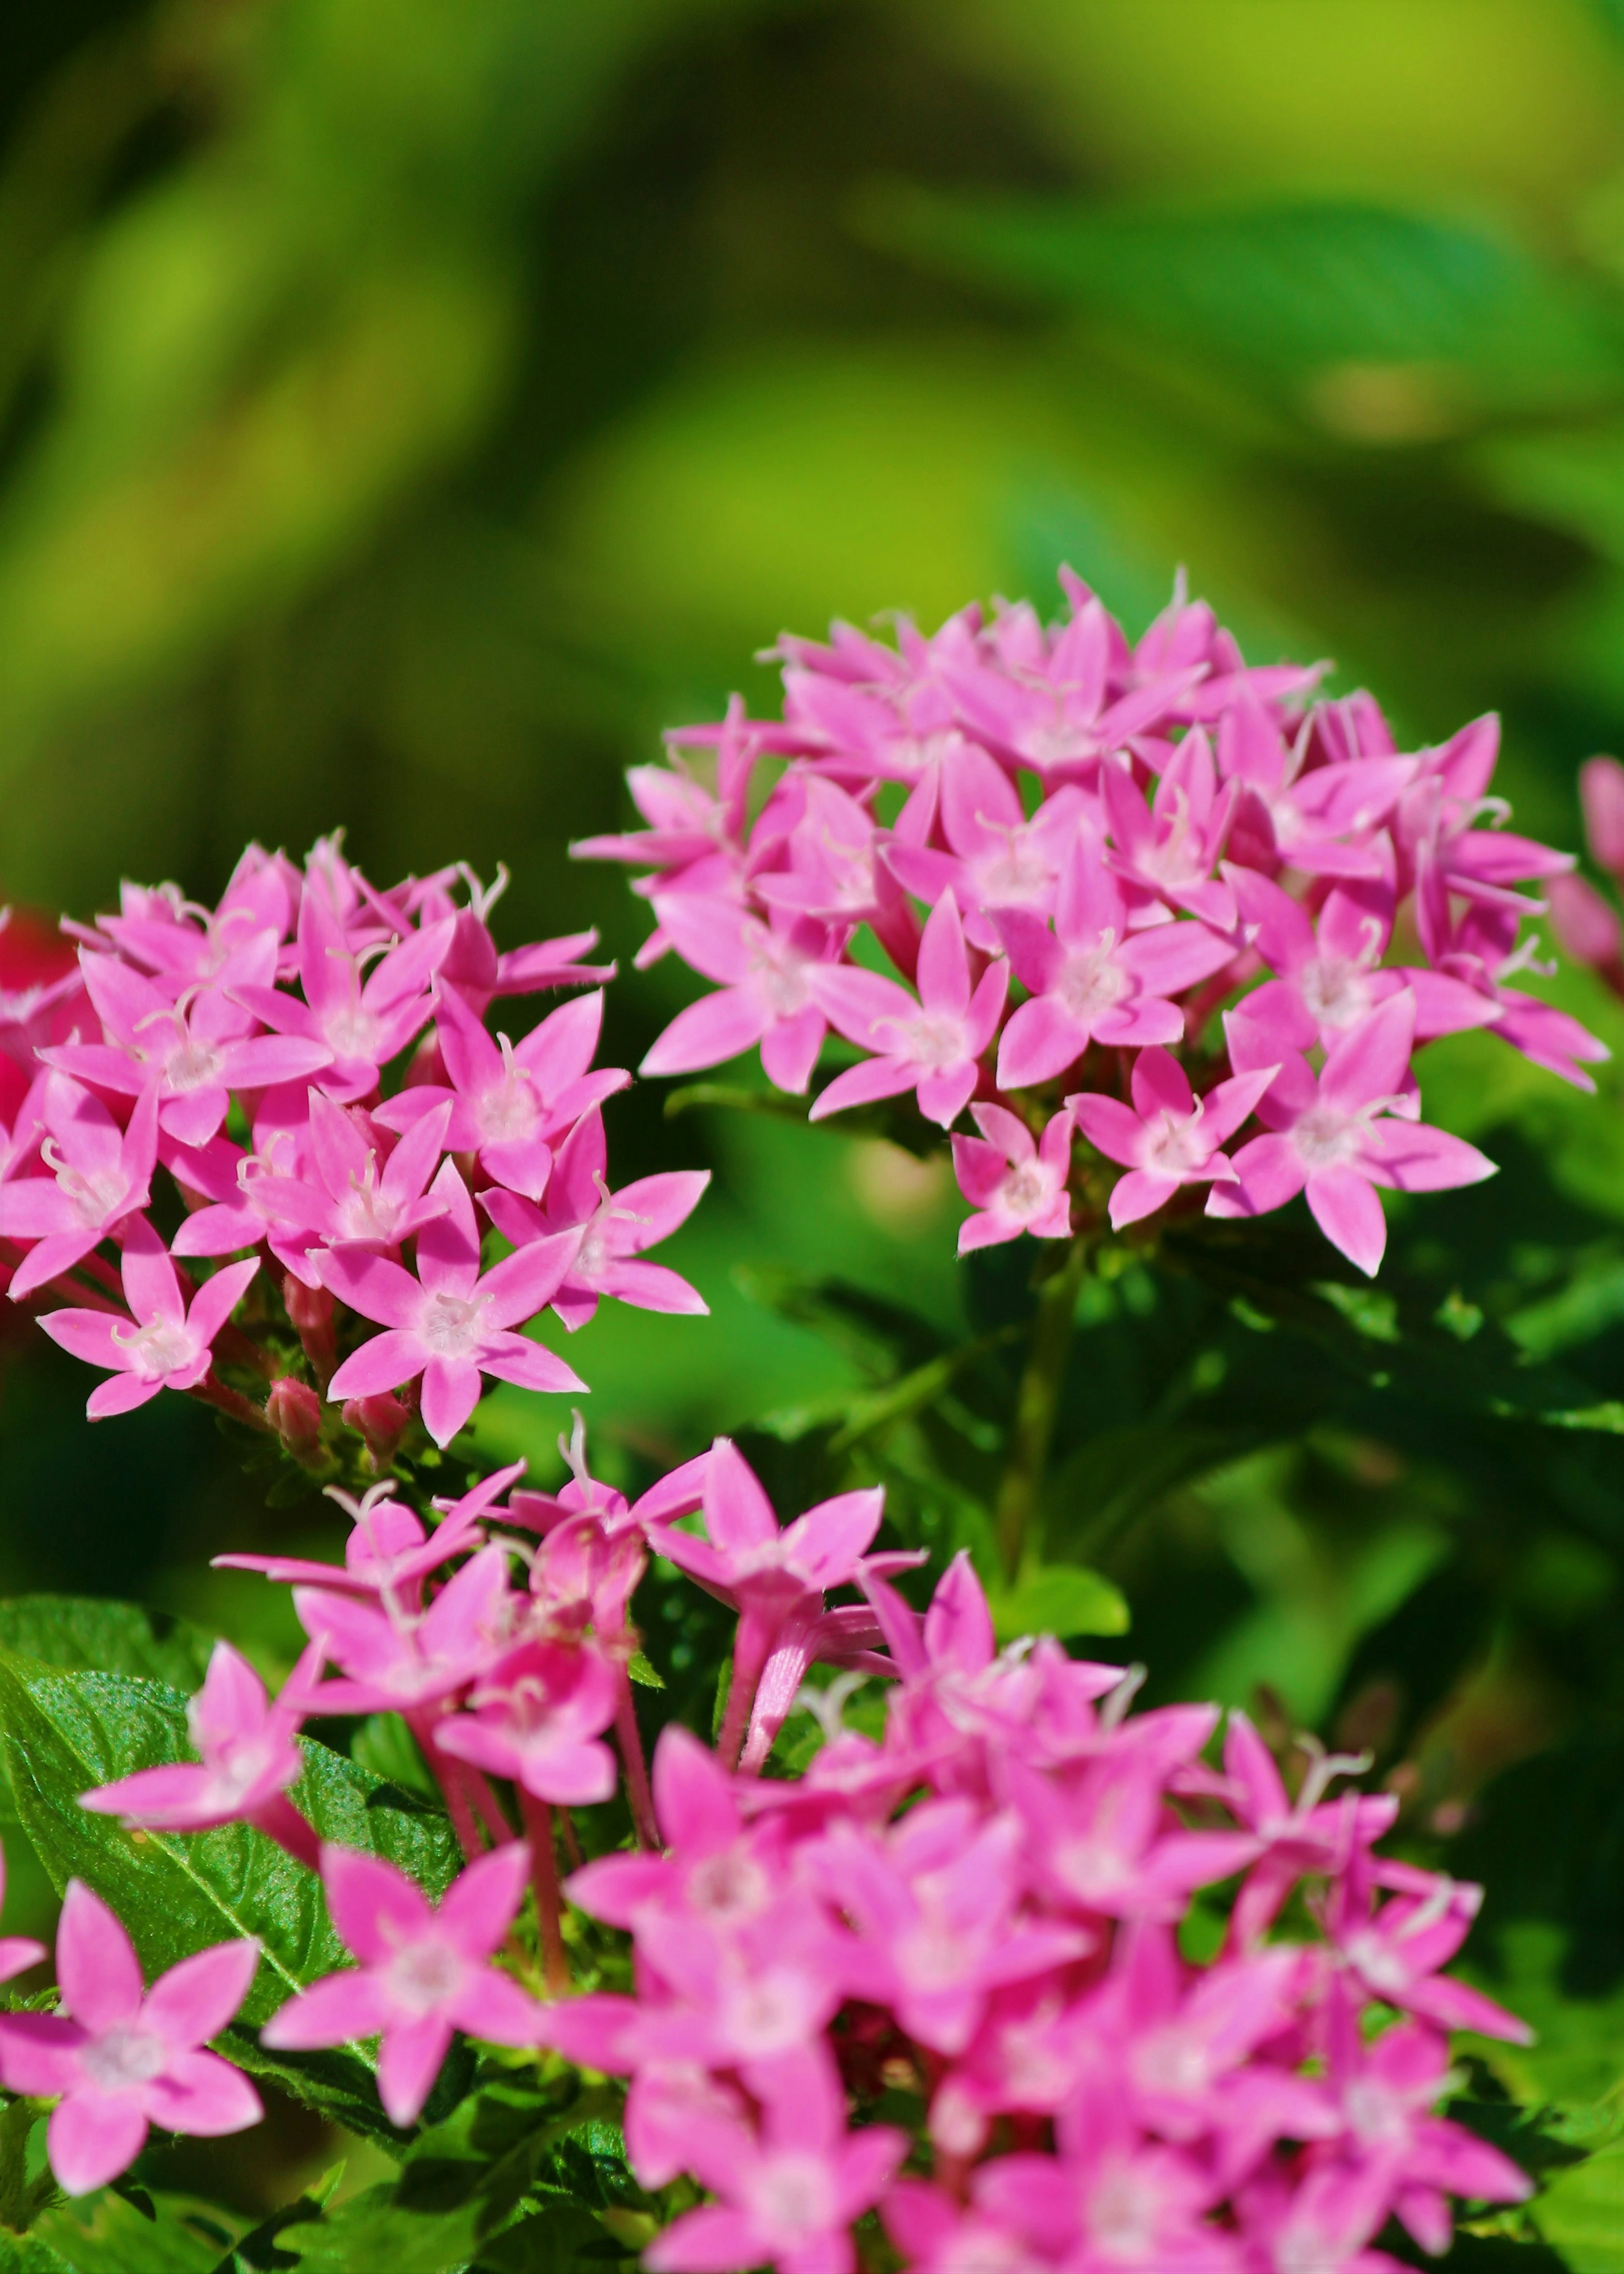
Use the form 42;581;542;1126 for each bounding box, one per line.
31;2190;244;2273
0;1599;213;1689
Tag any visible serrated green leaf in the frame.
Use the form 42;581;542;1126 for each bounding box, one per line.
0;1600;214;1690
987;1562;1129;1644
0;1655;458;2140
0;2231;77;2274
31;2189;244;2273
472;2205;610;2274
624;1653;664;1691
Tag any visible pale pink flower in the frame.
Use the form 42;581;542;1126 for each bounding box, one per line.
995;836;1231;1091
233;888;454;1104
1069;1051;1277;1230
319;1160;584;1445
260;1844;544;2125
1217;687;1413;881
434;1637;620;1805
0;1079;159;1299
641;901;842;1094
886;744;1087;951
951;1104;1073;1253
0;1881;261;2195
48;949;331;1147
811;891;1006;1129
481;1104;708;1329
38;1219;258;1418
1209;995;1496;1277
1102;731;1239;930
293;1542;515;1714
214;1471;509;1597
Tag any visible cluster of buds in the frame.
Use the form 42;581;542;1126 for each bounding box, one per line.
0;840;707;1461
0;1428;1527;2267
581;572;1603;1275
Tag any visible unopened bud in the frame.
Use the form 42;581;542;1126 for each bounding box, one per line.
283;1276;333;1335
342;1390;410;1466
1580;756;1624;880
1548;870;1624;977
267;1377;325;1467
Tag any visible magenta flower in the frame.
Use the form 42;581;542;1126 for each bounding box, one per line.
374;984;627;1204
1581;753;1624;878
176;1092;453;1283
0;1881;261;2196
1229;865;1492;1050
215;1472;507;1597
806;1804;1087;2055
641;901;842;1094
1209;994;1495;1276
293;1542;515;1714
80;1639;319;1867
93;845;295;986
811;892;1007;1129
1069;1050;1277;1231
1423;895;1611;1092
1220;1708;1396;1946
1326;1851;1531;2043
434;1638;620;1805
951;1103;1073;1253
482;1104;709;1329
643;2052;905;2274
645;1440;886;1771
48;950;332;1147
319;1160;584;1445
0;1079;159;1300
38;1219;258;1418
1102;731;1240;930
995;837;1232;1091
1218;686;1413;880
233;889;455;1104
260;1844;544;2126
886;743;1087;950
0;1837;45;1985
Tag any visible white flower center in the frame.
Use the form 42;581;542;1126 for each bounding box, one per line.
1086;2165;1160;2262
976;839;1050;905
726;1972;809;2055
323;1003;382;1063
1344;2078;1410;2147
1141;1113;1207;1177
162;1038;224;1094
687;1850;771;1920
750;2152;827;2242
1299;955;1371;1029
80;2024;167;2091
385;1937;464;2016
118;1319;197;1380
1291;1104;1361;1171
900;1011;966;1070
1057;942;1129;1023
476;1082;538;1144
1133;2029;1209;2096
753;949;811;1018
999;1163;1048;1218
418;1292;486;1358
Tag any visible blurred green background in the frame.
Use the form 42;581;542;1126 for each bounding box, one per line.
15;0;1624;2223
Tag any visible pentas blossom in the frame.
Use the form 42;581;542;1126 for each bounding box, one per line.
583;568;1601;1277
0;1882;261;2196
44;1420;1532;2266
260;1844;543;2125
1;833;693;1462
952;1104;1074;1252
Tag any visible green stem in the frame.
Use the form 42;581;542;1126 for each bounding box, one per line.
995;1235;1090;1581
0;2096;34;2232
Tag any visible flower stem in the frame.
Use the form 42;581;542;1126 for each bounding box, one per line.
994;1234;1090;1581
250;1794;322;1873
519;1788;570;1994
613;1664;659;1849
190;1372;274;1432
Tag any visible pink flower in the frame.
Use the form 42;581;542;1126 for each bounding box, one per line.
38;1219;258;1418
995;837;1231;1091
177;1092;453;1284
1069;1050;1277;1230
951;1104;1073;1253
0;1837;45;1985
434;1638;620;1805
886;744;1086;951
643;2052;905;2274
812;892;1007;1129
375;984;627;1203
0;1080;159;1299
214;1472;506;1597
1102;732;1239;930
1209;994;1496;1276
645;1440;886;1771
80;1639;320;1867
260;1844;544;2125
1217;687;1413;880
0;1881;261;2195
319;1160;584;1445
294;1542;515;1714
1580;753;1624;878
641;902;842;1094
48;950;332;1147
233;888;454;1104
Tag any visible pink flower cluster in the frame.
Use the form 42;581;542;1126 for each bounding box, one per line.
49;1432;1530;2263
0;839;708;1449
581;575;1605;1274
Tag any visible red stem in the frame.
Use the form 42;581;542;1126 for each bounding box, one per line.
519;1787;570;1994
189;1372;273;1433
613;1664;659;1849
249;1794;322;1873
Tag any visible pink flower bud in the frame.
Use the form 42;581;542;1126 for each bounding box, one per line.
342;1389;410;1463
1580;756;1624;878
1548;870;1623;975
266;1377;323;1459
282;1276;333;1336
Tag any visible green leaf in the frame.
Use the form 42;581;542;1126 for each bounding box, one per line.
624;1653;664;1691
0;2233;77;2274
1535;2143;1624;2269
0;1655;458;2139
31;2189;244;2273
277;2183;484;2274
986;1562;1130;1644
472;2205;613;2273
0;1599;214;1689
859;190;1622;413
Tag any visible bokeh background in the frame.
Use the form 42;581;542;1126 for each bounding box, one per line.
13;0;1624;2225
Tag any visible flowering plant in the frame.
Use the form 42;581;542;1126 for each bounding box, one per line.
0;573;1609;2271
